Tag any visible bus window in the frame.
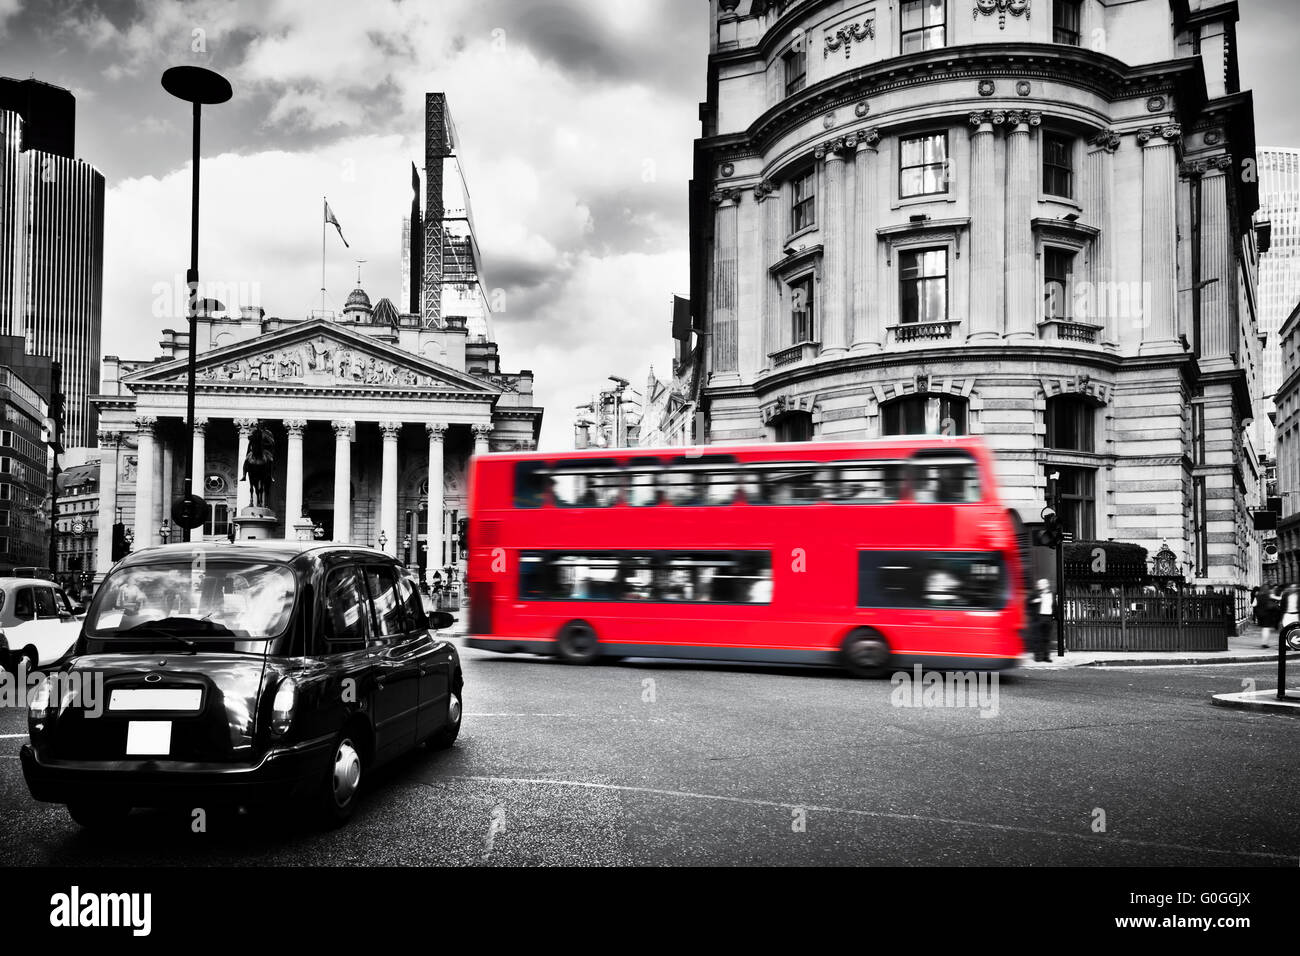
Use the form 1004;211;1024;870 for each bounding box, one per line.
909;452;982;503
513;461;550;508
760;465;822;504
657;553;771;603
703;471;759;505
830;464;903;503
660;470;702;506
521;551;772;604
626;470;660;506
859;552;1006;610
585;472;625;507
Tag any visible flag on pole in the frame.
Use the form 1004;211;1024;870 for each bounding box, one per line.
324;200;349;248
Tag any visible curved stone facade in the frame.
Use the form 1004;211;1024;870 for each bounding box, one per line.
685;0;1265;586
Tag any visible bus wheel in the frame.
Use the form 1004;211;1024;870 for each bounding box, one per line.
841;628;891;678
555;621;600;664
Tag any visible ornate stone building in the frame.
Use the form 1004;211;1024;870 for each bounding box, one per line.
93;300;540;584
682;0;1266;587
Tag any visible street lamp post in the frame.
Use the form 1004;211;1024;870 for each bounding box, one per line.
161;66;232;543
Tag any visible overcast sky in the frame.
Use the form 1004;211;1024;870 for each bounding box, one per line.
0;0;1296;451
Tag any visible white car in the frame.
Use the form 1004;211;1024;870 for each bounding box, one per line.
0;577;83;672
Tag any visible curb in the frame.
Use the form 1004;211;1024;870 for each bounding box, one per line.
1080;653;1300;668
1210;692;1300;715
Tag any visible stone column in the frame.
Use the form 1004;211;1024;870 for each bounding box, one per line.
851;128;882;351
817;137;848;355
968;112;1001;342
190;417;207;500
95;431;120;576
151;429;165;544
234;419;257;513
284;419;307;522
1084;129;1120;349
160;439;173;540
426;422;446;586
379;421;401;556
134;417;157;548
1197;158;1235;360
710;187;741;376
1003;110;1040;342
331;420;354;543
473;423;493;457
756;179;780;370
1139;124;1181;354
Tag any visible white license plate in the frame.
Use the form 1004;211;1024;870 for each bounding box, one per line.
109;689;203;712
125;721;172;756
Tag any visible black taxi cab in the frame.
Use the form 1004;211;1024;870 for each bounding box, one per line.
20;540;461;829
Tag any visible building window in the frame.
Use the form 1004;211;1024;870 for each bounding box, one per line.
1053;0;1082;45
900;0;946;53
774;412;814;443
899;132;948;198
783;45;807;96
790;275;815;343
791;169;815;232
204;502;230;537
881;394;968;436
1046;395;1094;452
899;248;948;324
1050;466;1096;540
1043;133;1075;199
1043;247;1076;319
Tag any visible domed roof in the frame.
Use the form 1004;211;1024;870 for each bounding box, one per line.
344;287;372;313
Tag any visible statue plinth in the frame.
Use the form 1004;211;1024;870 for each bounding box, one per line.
235;506;278;541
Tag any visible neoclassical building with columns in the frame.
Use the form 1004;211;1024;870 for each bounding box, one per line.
91;291;541;585
681;0;1267;588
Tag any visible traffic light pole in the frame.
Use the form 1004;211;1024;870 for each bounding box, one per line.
46;361;63;575
1053;480;1065;658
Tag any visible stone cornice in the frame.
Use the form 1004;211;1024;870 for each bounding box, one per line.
699;46;1206;161
124;381;498;403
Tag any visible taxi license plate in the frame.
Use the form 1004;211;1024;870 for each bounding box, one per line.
125;721;172;756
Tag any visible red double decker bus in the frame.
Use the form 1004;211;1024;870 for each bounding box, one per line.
465;437;1026;675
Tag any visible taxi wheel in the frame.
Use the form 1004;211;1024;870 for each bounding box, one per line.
317;732;364;828
556;621;600;664
427;681;463;750
68;802;130;830
841;628;891;678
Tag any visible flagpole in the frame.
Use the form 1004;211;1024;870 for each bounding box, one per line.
321;196;326;315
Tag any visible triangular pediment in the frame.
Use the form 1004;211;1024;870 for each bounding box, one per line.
125;319;497;394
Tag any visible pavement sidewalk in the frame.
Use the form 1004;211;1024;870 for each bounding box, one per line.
1026;622;1298;669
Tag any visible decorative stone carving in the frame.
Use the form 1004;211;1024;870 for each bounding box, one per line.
1005;109;1040;128
331;420;355;441
854;101;870;117
284;419;308;437
1087;128;1122;152
1146;95;1167;113
822;112;837;130
198;337;441;388
719;162;735;178
192;417;208;435
97;429;121;447
379;421;403;440
709;187;742;204
1015;80;1031;96
973;0;1031;29
1203;129;1223;145
753;179;778;202
426;422;448;442
823;20;874;58
760;392;820;425
1137;123;1181;145
235;418;259;437
133;416;157;436
815;137;848;160
978;80;996;97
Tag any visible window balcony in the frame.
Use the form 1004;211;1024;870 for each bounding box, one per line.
768;341;820;369
1039;318;1102;345
887;320;959;345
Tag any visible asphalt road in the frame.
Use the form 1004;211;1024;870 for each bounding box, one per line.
0;649;1294;866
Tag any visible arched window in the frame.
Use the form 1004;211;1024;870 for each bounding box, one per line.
772;411;813;443
880;394;968;436
1046;395;1095;451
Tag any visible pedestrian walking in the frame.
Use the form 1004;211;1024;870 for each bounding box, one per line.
430;571;444;610
1259;584;1282;649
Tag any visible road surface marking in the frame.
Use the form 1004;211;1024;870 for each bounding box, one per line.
449;774;1294;863
0;734;29;739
